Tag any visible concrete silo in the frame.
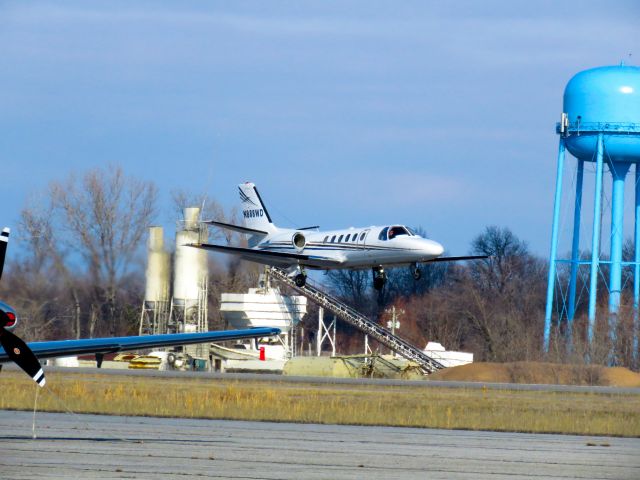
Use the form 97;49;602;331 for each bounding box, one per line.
139;226;170;335
169;208;209;356
545;64;640;362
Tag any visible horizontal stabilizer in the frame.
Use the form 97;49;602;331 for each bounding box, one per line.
204;220;269;236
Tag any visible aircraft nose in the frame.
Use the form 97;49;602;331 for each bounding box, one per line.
425;240;444;257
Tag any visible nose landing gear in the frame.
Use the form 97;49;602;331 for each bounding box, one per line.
372;267;387;291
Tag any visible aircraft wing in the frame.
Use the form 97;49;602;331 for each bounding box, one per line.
0;327;280;362
204;220;269;236
190;243;344;269
426;255;489;263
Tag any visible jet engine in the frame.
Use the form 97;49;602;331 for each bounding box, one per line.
292;232;306;252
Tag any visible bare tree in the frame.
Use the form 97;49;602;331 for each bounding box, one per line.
19;198;84;338
17;165;157;338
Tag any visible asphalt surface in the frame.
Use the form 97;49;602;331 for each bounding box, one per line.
0;410;638;479
13;365;639;395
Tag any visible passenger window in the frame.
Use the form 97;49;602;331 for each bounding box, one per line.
359;232;365;241
378;227;389;241
345;234;350;242
323;236;329;243
338;235;344;243
331;235;336;243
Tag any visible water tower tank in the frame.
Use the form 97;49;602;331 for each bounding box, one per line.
563;65;640;161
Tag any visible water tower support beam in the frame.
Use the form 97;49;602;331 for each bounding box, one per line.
609;161;630;322
544;137;566;352
568;160;585;330
634;165;640;362
588;133;605;344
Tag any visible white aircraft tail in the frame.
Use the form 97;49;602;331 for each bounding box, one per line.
238;183;277;237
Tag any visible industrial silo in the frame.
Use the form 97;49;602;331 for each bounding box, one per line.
545;64;640;361
170;208;209;352
139;226;170;335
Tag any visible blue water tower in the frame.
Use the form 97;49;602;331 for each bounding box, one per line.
544;64;640;359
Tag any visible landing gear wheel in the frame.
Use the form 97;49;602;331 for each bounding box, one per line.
294;273;307;287
373;277;385;291
411;264;422;281
372;267;386;291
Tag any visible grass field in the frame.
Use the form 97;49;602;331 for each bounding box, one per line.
1;370;638;437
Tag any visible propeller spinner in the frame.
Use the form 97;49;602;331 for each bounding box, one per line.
0;228;46;387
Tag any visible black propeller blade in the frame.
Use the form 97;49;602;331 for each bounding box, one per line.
0;227;46;387
0;227;8;282
0;316;46;387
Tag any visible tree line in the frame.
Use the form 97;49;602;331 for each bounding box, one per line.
1;166;637;369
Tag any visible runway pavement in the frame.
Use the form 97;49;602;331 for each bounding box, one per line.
0;410;638;479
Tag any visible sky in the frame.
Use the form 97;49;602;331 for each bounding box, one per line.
1;1;639;257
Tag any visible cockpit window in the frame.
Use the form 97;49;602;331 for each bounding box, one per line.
378;227;389;241
406;226;419;237
388;226;410;240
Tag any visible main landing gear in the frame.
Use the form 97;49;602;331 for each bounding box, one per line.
410;263;422;281
294;273;307;287
288;266;307;287
372;267;387;291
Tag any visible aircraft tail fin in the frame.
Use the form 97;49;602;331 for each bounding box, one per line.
238;183;277;240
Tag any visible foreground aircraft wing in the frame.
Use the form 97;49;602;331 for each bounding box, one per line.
425;255;489;263
0;327;280;363
190;243;343;269
204;220;269;236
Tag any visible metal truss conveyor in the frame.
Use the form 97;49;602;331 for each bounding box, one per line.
269;267;444;374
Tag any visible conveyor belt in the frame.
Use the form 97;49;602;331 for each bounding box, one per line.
269;268;444;374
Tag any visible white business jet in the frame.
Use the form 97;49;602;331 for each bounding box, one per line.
191;183;486;290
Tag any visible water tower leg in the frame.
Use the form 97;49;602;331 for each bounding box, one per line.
609;162;630;337
588;134;605;346
634;165;640;364
568;160;585;342
544;138;566;353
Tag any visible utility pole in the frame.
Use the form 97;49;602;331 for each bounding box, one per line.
385;306;405;355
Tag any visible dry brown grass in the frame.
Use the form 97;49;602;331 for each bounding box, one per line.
429;361;640;387
1;370;639;437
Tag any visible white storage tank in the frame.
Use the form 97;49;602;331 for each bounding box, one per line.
173;207;208;303
144;226;170;305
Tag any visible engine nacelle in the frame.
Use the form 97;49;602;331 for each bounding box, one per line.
292;232;306;252
0;301;18;330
